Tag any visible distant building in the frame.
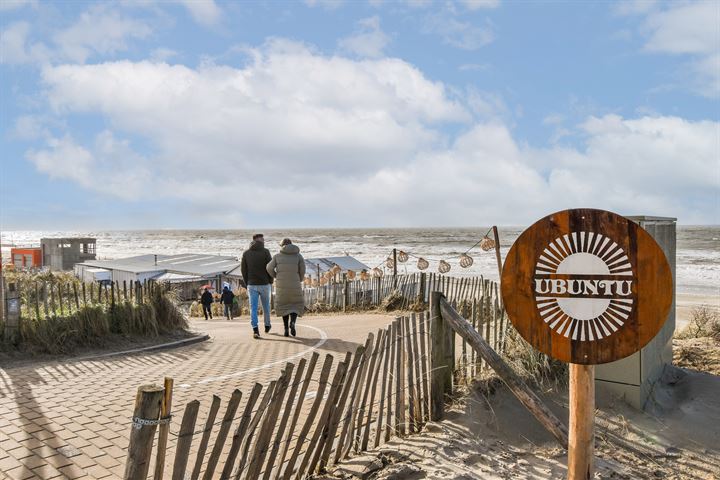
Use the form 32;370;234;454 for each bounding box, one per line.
75;253;242;300
303;256;370;276
41;238;97;271
10;247;42;269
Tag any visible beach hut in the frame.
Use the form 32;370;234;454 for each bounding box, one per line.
74;253;241;300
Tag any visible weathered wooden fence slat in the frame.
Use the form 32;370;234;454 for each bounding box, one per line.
276;352;320;475
190;395;221;480
282;354;334;480
263;359;307;480
245;365;293;480
220;383;264;480
171;400;200;480
202;389;243;480
235;380;277;479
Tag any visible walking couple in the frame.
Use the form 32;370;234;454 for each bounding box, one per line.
241;233;306;339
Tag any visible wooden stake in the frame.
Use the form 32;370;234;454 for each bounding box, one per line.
491;226;503;307
153;377;174;480
568;364;594;480
124;385;164;480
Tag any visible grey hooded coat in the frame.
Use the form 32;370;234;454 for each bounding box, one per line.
266;244;306;317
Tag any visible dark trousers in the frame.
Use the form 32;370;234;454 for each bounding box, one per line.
282;313;297;332
202;304;212;320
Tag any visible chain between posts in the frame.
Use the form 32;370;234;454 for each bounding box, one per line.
132;415;172;430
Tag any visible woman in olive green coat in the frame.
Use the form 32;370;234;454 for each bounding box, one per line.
267;238;306;336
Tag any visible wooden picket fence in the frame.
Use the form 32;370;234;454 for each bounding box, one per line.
124;313;433;479
123;278;511;479
303;272;498;311
17;277;162;321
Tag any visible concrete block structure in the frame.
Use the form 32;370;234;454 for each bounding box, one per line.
595;216;676;409
41;238;97;271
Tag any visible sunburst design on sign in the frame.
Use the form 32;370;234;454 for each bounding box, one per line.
533;232;634;341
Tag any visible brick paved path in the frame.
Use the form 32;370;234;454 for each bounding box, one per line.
0;313;395;479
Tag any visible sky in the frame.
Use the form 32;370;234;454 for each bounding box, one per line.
0;0;718;230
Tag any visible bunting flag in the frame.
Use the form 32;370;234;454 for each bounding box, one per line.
365;227;499;277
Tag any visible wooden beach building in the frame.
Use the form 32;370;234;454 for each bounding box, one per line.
74;253;242;300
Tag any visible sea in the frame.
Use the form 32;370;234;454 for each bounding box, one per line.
2;227;719;296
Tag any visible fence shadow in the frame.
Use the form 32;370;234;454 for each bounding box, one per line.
260;332;362;355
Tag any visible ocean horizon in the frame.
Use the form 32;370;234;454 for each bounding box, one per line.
2;226;718;296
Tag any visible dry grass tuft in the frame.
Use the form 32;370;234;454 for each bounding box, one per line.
677;304;720;340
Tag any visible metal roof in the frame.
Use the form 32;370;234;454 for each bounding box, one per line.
153;272;204;283
304;256;370;274
78;254;240;276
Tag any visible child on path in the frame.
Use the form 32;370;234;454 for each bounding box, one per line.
200;287;214;320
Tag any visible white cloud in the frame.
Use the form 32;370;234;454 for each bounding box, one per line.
423;12;494;50
458;63;492;72
465;89;509;120
26;132;152;199
150;47;178;62
643;2;718;55
0;6;151;65
635;1;720;98
542;113;564;126
53;4;152;63
405;0;433;7
459;0;500;10
339;16;391;58
0;0;37;11
27;43;719;225
304;0;344;9
0;22;51;64
118;0;222;26
613;0;658;16
175;0;221;26
11;114;55;140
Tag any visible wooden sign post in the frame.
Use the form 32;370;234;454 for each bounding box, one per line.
501;209;673;479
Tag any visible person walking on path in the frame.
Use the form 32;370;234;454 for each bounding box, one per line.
220;285;235;320
241;233;274;339
200;287;214;320
266;238;305;337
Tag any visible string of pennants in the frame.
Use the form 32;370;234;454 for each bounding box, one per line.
302;229;497;287
372;230;496;277
303;228;497;287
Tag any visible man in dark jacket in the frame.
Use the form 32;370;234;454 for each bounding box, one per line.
241;233;273;338
220;285;235;320
200;287;214;320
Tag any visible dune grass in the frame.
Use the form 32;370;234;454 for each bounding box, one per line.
2;271;188;355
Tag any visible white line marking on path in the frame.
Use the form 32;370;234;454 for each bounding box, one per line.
183;324;328;388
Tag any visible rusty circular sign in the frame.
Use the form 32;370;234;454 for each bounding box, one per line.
501;209;673;365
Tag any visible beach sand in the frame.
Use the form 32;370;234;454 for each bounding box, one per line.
326;367;719;479
676;291;719;331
